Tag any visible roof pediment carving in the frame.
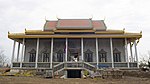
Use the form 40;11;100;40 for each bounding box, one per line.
99;49;107;53
56;50;64;54
84;49;93;53
29;49;36;53
41;48;50;53
113;48;121;53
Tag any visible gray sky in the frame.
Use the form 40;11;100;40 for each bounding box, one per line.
0;0;150;61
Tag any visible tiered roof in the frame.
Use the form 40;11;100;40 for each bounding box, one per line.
44;19;106;30
8;19;142;41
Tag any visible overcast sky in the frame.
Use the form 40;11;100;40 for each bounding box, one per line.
0;0;150;62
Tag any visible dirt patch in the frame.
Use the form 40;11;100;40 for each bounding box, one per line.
1;69;150;84
0;76;150;84
123;70;150;78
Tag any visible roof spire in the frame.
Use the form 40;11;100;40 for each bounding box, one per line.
103;16;106;21
89;14;93;20
8;31;10;34
25;28;27;32
140;31;142;34
56;15;60;20
123;28;125;33
123;28;125;31
45;16;47;21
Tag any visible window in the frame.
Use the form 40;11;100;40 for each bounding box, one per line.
41;49;50;62
99;49;107;62
42;53;49;62
56;50;64;62
84;49;93;62
113;48;121;62
29;49;36;62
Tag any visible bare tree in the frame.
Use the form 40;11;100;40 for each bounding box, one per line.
139;51;150;68
0;49;9;67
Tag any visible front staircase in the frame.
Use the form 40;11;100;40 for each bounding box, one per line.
52;62;96;77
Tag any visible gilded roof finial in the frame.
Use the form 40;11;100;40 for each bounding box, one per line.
140;31;142;34
25;28;26;32
137;39;140;44
123;28;125;33
123;28;125;31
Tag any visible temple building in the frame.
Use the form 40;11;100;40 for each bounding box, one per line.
8;18;142;78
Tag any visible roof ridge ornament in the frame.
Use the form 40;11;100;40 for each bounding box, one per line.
56;15;60;20
45;16;47;21
140;31;142;34
25;28;27;32
123;28;125;31
103;16;106;21
8;31;10;34
89;15;93;20
137;39;140;44
123;28;125;33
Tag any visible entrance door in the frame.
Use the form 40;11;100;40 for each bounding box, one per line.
67;70;81;78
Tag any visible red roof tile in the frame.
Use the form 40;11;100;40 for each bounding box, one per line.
92;20;106;30
44;21;57;31
58;19;91;27
93;21;102;28
43;19;106;31
47;21;57;28
56;19;93;29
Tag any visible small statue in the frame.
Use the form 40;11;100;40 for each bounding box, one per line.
74;54;78;62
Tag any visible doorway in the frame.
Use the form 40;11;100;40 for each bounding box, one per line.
67;70;81;78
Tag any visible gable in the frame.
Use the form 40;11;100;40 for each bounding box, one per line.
43;19;107;31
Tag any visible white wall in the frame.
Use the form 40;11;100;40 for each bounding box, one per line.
24;38;126;62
